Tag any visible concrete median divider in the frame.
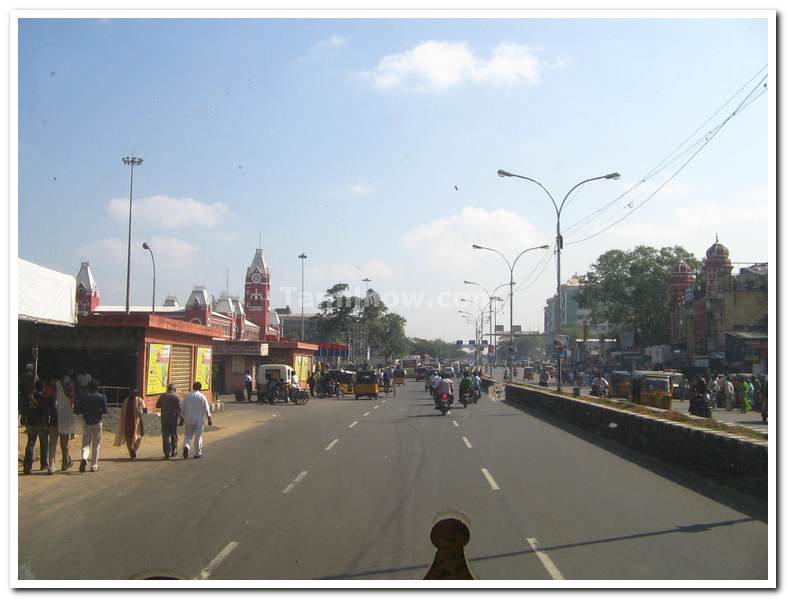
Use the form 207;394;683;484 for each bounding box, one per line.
496;380;767;499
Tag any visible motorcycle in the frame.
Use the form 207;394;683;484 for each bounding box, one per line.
689;391;713;418
471;387;481;404
437;392;452;416
459;388;471;408
317;380;343;399
590;383;609;398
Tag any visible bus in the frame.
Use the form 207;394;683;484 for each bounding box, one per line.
399;356;419;378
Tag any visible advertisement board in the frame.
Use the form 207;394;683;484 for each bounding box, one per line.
294;354;312;386
195;346;212;390
146;343;171;396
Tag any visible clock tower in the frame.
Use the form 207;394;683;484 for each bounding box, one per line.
244;247;271;333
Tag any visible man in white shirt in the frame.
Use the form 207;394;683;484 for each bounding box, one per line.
289;373;300;402
182;381;212;459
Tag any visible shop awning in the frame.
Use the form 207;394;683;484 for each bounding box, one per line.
17;258;76;327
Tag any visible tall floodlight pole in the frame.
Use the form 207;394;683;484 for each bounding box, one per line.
464;281;509;374
298;253;308;339
122;156;143;313
361;277;371;363
497;168;620;391
142;242;156;313
472;244;549;375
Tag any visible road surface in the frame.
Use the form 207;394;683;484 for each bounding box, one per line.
18;381;767;581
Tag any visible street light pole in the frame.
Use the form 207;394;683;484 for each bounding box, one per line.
464;281;509;374
497;168;620;391
122;156;143;314
141;242;155;313
472;244;549;375
299;253;307;339
361;277;371;364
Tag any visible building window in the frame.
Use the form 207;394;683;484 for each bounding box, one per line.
191;318;202;325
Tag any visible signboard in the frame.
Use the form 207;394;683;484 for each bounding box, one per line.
512;325;522;334
469;340;476;346
709;351;726;360
693;357;709;368
195;346;212;390
481;340;488;346
146;343;171;396
495;325;504;332
294;354;312;386
456;340;463;347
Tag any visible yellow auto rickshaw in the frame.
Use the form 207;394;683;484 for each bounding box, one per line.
327;369;355;396
609;371;631;398
354;370;379;400
393;368;406;386
629;370;672;410
523;366;534;381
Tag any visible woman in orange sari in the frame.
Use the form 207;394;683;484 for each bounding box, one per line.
114;388;146;459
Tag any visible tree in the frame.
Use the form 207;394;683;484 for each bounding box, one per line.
576;245;700;347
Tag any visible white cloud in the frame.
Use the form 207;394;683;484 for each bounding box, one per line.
77;238;126;262
319;34;347;48
349;183;373;197
107;195;230;229
148;236;199;268
367;41;541;92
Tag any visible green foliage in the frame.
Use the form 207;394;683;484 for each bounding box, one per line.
407;338;467;361
576;245;699;347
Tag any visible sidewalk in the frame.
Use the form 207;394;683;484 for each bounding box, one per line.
17;398;267;498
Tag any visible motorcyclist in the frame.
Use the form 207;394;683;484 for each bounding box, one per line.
382;368;391;390
435;374;454;409
592;373;609;397
459;371;474;400
539;368;549;386
430;370;441;397
692;376;708;400
471;372;482;400
503;368;511;381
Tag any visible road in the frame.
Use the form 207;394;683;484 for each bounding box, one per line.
489;366;768;434
18;381;767;581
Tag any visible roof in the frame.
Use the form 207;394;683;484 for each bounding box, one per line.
213;297;235;315
18;258;77;326
246;248;269;277
725;331;768;340
186;287;211;307
244;319;261;330
76;262;96;292
92;305;183;313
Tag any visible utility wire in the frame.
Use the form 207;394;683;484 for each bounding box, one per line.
562;65;768;237
566;73;768;246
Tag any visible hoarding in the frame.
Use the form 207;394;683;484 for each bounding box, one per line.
146;343;171;396
195;346;212;390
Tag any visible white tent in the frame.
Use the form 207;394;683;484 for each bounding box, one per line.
18;258;76;326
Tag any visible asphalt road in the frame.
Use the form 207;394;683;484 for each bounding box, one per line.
18;381;767;581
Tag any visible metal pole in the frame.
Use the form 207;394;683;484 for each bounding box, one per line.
299;254;307;339
509;268;514;374
125;163;134;314
150;249;156;313
556;217;562;392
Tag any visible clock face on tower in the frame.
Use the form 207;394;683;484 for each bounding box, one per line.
251;273;261;283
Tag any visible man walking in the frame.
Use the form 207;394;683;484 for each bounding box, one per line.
74;381;107;472
182;382;212;459
244;370;254;401
156;384;182;459
724;376;735;411
21;381;55;474
114;388;146;459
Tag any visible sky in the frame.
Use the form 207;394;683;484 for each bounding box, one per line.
16;16;771;342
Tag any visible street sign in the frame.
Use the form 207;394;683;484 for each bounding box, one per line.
469;340;476;346
456;340;463;347
495;325;504;332
512;325;522;334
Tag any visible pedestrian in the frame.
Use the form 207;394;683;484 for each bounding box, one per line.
21;380;55;474
19;363;36;417
752;376;762;410
723;376;735;410
741;378;753;413
182;382;212;459
74;380;107;472
156;383;182;459
708;375;720;409
52;377;77;471
75;368;92;401
114;388;146;459
307;371;316;397
244;370;254;401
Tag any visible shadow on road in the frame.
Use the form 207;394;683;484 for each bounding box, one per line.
503;399;768;522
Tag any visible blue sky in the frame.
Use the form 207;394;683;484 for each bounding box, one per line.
17;16;770;340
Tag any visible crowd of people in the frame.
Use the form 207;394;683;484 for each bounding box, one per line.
18;364;215;475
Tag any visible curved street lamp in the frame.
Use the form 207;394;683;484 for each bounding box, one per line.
472;244;549;373
141;242;155;313
497;168;619;390
298;253;308;339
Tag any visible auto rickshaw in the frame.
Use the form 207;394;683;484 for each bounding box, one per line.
523;366;534;381
355;370;379;400
327;369;355;395
393;368;406;386
629;370;672;410
666;371;685;399
609;371;631;398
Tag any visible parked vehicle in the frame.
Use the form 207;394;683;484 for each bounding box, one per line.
629;371;672;410
255;364;309;405
609;371;631;398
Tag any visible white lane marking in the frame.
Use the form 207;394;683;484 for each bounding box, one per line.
481;468;500;490
196;541;239;579
462;436;473;449
324;439;339;451
272;414;278;418
374;405;379;410
382;400;386;403
282;470;309;494
527;537;565;580
452;420;459;427
348;420;358;429
363;411;371;417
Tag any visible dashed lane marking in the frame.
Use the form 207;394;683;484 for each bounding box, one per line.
195;541;239;579
282;471;309;494
373;405;379;410
481;468;500;490
324;439;339;451
348;421;358;429
363;411;371;417
462;436;473;448
452;420;459;427
527;537;565;580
